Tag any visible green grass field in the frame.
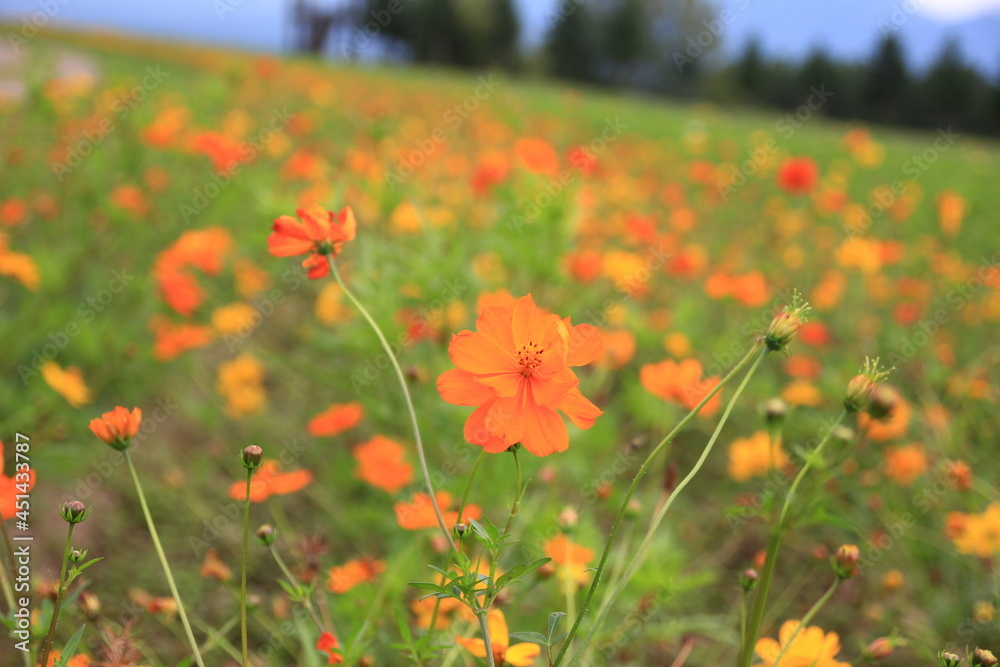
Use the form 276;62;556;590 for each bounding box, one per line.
2;27;1000;667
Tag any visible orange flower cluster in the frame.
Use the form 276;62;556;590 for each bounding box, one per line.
325;557;385;594
227;459;313;503
394;491;480;531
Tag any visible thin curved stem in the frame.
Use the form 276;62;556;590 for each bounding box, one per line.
125;451;206;667
737;411;847;667
268;544;327;636
328;256;456;552
476;610;496;667
569;347;769;663
38;523;74;667
769;578;840;666
240;469;252;667
552;340;765;667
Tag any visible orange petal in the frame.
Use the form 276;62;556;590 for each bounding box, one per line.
449;331;516;375
564;321;603;367
437;368;496;406
555;386;603;429
520;402;568;456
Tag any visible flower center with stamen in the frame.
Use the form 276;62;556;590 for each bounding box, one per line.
517;341;544;377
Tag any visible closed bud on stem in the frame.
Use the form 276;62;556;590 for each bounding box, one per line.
864;637;894;660
973;648;998;667
833;544;860;579
60;500;91;524
69;549;88;564
256;524;276;546
868;385;899;420
763;292;811;352
740;568;759;592
843;358;892;413
241;445;264;470
939;651;962;667
453;523;468;539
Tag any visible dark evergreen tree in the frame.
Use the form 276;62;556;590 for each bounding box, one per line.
546;2;597;83
863;35;911;123
921;40;979;128
488;0;520;69
735;37;764;100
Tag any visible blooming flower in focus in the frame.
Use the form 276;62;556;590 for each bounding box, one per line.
456;609;541;666
267;205;357;279
754;619;850;667
42;361;92;407
227;460;313;502
1;440;36;520
437;294;603;457
88;406;142;449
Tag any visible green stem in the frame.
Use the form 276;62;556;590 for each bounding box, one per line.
769;578;840;666
569;347;769;664
476;610;497;667
125;450;206;667
427;449;487;635
38;523;74;667
241;469;252;667
552;340;764;667
268;544;327;636
737;411;847;667
328;256;456;552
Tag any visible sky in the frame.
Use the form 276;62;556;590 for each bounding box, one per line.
1;0;998;75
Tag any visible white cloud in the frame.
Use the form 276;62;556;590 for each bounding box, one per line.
918;0;1000;21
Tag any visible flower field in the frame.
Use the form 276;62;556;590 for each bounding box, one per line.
2;28;1000;667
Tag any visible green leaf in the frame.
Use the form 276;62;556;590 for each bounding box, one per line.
53;625;86;667
408;582;446;593
509;631;548;645
547;612;566;640
495;558;550;589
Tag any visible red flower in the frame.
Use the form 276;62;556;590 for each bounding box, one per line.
316;632;343;664
267;205;356;279
777;157;818;195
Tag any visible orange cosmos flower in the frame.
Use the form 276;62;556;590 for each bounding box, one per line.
395;491;481;531
227;460;313;503
316;632;343;665
325;557;385;594
1;440;36;520
882;444;928;486
267;205;357;280
353;435;413;493
437;294;603;457
640;358;722;417
754;619;850;667
457;609;541;667
308;402;364;437
514;137;559;176
199;549;232;582
149;316;214;361
88;406;142;449
0;238;41;290
544;534;595;585
728;431;790;482
42;361;92;408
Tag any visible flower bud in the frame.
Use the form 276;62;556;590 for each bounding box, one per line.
241;445;264;470
844;358;892;413
865;637;894;660
69;549;88;564
973;648;998;666
453;523;468;539
256;524;276;546
939;651;962;667
740;568;758;592
60;500;91;524
763;294;811;352
833;544;860;579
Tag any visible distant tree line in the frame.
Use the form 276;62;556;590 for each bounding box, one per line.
351;0;1000;135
